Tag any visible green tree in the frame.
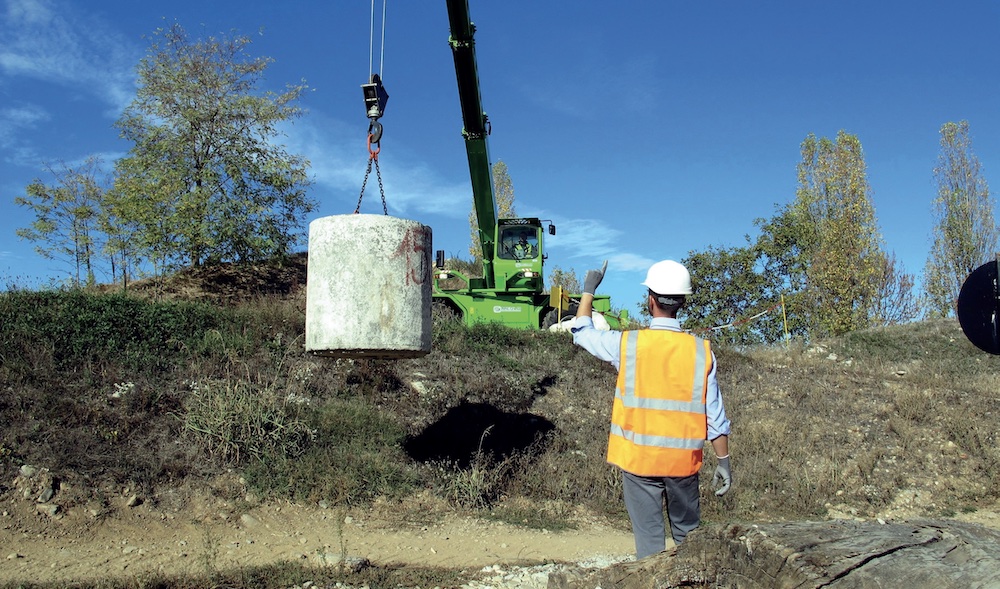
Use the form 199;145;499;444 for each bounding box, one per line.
468;160;516;268
794;131;888;336
923;120;998;317
680;131;917;344
547;266;580;294
683;242;787;346
752;203;814;338
15;157;107;286
112;23;314;269
100;167;163;286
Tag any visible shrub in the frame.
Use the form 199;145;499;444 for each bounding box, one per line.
0;290;225;375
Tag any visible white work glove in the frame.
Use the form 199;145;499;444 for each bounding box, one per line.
713;456;731;497
582;260;608;295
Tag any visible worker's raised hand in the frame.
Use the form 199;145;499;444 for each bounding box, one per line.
713;456;732;497
583;260;608;295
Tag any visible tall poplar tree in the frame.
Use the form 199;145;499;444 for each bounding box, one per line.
468;160;516;269
676;132;917;342
923;120;998;317
794;131;908;335
111;23;314;269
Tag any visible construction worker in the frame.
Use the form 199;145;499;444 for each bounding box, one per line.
512;230;536;259
572;259;731;559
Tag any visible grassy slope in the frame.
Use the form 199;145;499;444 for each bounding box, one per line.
2;260;1000;587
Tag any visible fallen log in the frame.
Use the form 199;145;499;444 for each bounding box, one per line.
549;519;1000;588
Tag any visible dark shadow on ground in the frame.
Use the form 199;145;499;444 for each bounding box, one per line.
403;401;556;468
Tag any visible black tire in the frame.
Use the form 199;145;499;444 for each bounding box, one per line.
542;303;579;329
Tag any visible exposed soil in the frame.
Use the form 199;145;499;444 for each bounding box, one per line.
0;484;636;585
6;477;1000;587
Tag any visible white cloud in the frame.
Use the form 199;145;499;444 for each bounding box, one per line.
0;0;472;218
2;104;49;126
517;52;658;120
550;218;621;254
537;215;655;272
0;104;49;165
0;0;136;112
65;150;124;170
3;145;40;167
0;103;49;146
282;116;470;217
5;0;48;23
377;160;471;217
607;251;657;272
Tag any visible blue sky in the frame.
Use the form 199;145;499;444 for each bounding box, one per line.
2;0;999;315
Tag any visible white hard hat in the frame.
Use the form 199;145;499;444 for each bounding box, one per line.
642;260;692;295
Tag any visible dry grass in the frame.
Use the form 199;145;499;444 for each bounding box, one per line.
707;320;1000;524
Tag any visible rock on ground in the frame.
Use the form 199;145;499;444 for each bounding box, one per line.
549;519;1000;589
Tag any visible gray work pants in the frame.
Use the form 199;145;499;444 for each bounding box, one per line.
622;470;700;559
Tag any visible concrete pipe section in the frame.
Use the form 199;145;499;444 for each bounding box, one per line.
306;214;433;358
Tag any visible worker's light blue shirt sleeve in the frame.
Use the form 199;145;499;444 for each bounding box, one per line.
571;316;623;369
572;316;731;440
705;355;731;440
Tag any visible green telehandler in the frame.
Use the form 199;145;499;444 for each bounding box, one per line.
427;0;625;329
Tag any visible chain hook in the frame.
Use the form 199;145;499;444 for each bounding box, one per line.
356;73;389;215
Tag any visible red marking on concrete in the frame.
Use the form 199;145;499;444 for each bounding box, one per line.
391;226;431;286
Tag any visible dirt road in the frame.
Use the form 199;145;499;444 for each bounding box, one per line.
6;480;1000;587
1;489;636;585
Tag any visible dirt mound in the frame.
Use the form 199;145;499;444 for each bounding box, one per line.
103;253;308;304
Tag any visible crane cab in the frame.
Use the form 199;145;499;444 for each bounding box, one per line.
492;218;548;293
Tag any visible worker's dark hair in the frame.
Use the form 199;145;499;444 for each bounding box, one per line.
649;289;685;315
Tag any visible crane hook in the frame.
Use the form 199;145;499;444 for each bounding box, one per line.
368;120;383;145
362;73;388;146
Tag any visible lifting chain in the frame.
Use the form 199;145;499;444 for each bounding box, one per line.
356;2;390;215
354;132;387;215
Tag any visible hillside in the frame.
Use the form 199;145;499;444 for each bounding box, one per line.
2;258;1000;588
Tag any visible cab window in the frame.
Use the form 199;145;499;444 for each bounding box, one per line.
498;226;538;260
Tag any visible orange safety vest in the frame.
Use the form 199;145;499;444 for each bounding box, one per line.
606;329;711;477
